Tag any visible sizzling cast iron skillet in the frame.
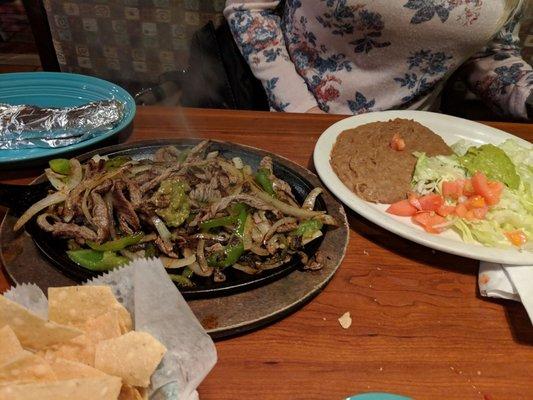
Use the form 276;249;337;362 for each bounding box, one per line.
0;139;329;299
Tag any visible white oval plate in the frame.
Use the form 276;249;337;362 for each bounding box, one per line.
314;110;532;265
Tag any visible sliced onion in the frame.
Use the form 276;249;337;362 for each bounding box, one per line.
65;159;83;191
296;251;309;265
45;168;66;191
302;230;323;245
81;189;94;226
44;159;82;194
14;191;67;231
196;239;210;273
91;154;108;163
263;217;296;244
232;157;243;169
229;184;243;196
130;165;153;175
242;165;252;176
302;188;323;210
243;214;253;250
232;263;259;274
181;247;212;277
160;254;196;269
188;259;213;277
152;216;172;244
258;254;292;270
206;151;219;159
120;249;139;260
139;233;158;243
252;186;326;220
250;244;269;256
218;160;242;180
256;221;271;236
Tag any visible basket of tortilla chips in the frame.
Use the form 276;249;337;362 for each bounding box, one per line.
0;258;217;400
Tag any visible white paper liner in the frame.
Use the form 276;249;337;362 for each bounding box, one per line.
3;258;217;399
4;283;48;319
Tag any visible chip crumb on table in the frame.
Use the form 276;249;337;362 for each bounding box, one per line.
338;311;352;329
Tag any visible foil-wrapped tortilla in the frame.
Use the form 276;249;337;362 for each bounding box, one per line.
0;100;125;149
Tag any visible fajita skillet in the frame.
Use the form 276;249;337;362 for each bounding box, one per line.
0;139;345;299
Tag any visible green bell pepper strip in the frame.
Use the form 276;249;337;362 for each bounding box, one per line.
168;274;194;287
291;219;323;239
104;156;132;171
177;149;189;162
181;266;194;279
49;158;71;175
67;249;129;271
87;233;144;252
207;203;248;268
199;203;247;232
254;168;275;196
199;215;237;232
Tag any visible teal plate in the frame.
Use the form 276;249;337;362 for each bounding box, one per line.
0;72;135;165
346;393;412;400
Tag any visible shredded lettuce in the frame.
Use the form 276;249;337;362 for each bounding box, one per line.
499;139;533;196
451;139;477;156
411;152;466;195
412;139;533;250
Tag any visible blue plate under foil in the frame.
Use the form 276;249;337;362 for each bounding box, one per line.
346;393;412;400
0;72;135;165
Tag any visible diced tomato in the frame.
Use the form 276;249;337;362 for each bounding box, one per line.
488;181;504;200
411;211;448;234
386;199;418;216
455;203;468;218
471;172;500;205
390;133;406;151
418;194;444;212
462;179;475;196
465;210;477;221
466;195;486;209
442;180;463;199
436;204;456;217
408;193;422;210
471;206;488;220
457;195;468;204
505;230;527;247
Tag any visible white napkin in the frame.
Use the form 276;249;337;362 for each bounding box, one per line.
479;261;533;323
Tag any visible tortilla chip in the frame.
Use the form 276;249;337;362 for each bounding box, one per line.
0;295;83;351
39;334;96;367
0;351;56;385
47;357;107;380
39;310;123;367
0;325;24;365
48;286;132;333
118;384;144;400
0;376;122;400
83;310;122;342
95;331;166;387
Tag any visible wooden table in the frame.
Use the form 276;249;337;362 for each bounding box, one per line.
1;107;532;400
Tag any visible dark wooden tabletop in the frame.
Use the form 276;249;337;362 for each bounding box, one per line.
1;107;532;400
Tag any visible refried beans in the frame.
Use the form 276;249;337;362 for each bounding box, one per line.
330;118;452;203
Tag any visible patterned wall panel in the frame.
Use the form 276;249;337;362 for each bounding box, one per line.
44;0;225;92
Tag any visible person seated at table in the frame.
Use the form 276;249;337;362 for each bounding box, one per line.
224;0;533;120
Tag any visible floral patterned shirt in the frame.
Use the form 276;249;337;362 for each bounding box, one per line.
224;0;533;119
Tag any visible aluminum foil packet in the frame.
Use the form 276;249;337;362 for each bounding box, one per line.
0;99;125;149
3;258;217;400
